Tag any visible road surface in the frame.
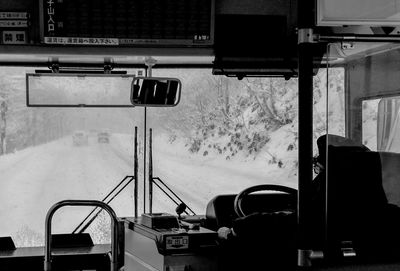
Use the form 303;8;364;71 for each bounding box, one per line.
0;133;296;246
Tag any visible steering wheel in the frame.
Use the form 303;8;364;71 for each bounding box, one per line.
234;184;297;217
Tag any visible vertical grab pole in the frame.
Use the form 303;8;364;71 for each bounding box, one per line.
143;57;156;214
143;107;147;214
297;37;314;269
134;126;139;217
297;1;316;269
149;128;153;213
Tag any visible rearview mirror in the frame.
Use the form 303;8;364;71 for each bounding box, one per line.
26;73;135;107
131;77;181;107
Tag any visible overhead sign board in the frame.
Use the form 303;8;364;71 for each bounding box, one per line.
41;0;214;46
44;37;119;45
0;11;29;30
0;12;28;20
0;20;28;28
317;0;400;26
0;11;29;44
2;30;27;44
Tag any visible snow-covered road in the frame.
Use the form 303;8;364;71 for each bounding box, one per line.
0;133;297;246
0;135;136;245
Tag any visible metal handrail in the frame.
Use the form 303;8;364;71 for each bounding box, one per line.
45;200;120;271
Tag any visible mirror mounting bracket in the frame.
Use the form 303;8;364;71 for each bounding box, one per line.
47;57;60;73
44;58;116;74
49;63;59;73
104;59;114;74
144;57;157;77
104;65;113;74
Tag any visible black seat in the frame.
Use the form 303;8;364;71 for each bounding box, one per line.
205;192;297;270
205;194;237;231
322;145;400;261
0;237;15;251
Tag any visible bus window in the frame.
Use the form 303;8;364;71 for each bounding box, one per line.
362;97;400;152
362;98;380;151
315;65;345;157
377;97;400;152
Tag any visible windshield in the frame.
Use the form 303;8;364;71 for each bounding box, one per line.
0;66;340;247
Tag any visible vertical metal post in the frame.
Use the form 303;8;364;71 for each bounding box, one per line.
324;47;330;258
143;107;147;214
149;128;153;213
297;39;314;268
134;126;138;217
297;1;316;267
143;57;156;214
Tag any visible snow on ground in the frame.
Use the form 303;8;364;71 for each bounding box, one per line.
153;134;297;213
0;135;135;246
0;129;298;247
112;127;298;215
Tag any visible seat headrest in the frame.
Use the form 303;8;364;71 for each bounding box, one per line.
316;134;370;166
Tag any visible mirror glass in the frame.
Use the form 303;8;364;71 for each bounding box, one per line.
131;77;181;107
26;73;135;107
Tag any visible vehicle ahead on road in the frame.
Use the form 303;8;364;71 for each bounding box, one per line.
97;131;110;143
72;131;89;146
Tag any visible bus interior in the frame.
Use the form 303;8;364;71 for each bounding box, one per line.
1;0;400;270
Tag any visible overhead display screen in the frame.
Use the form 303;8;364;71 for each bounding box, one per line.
41;0;214;46
317;0;400;26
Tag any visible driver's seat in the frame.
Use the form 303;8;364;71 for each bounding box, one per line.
205;194;237;231
205;193;296;231
205;190;297;270
205;190;296;231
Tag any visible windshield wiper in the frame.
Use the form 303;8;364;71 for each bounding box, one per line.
72;175;134;234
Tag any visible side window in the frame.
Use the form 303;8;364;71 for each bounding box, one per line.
377;97;400;152
362;98;380;151
362;97;400;152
